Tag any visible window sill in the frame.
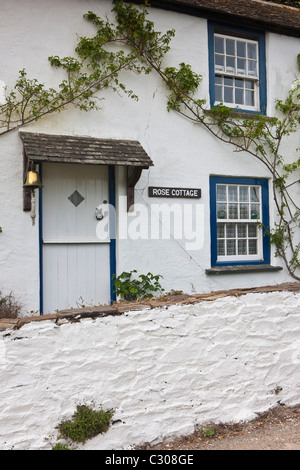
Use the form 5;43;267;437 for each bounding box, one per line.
206;265;283;275
203;108;267;119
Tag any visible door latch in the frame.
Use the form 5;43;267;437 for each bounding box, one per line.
95;200;107;221
95;207;104;220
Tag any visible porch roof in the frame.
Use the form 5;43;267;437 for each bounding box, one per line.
20;132;154;168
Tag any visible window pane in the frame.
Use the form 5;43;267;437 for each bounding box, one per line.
237;223;247;238
248;60;257;77
216;185;227;201
238;239;247;255
245;90;254;106
215;85;222;102
217;239;225;256
235;78;244;88
215;75;222;85
248;239;257;255
215;54;224;70
224;77;233;86
250;186;260;202
227;239;236;255
217;203;227;219
237;58;246;74
248;224;257;238
228;203;238;219
247;43;257;59
226;56;235;71
226;224;236;238
228;185;237;201
245;80;254;90
251;204;260;219
237;41;246;57
226;38;235;55
215;36;224;53
217;223;225;238
240;203;249;219
224;86;233;103
235;88;244;105
239;186;249;202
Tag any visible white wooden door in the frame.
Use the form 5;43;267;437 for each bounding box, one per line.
42;163;111;314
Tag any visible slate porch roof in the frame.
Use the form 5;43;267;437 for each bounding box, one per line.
20;132;153;167
127;0;300;37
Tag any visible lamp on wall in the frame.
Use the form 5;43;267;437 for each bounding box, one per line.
24;163;42;226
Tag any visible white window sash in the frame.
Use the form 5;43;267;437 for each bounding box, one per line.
217;229;263;262
216;184;263;261
214;33;260;111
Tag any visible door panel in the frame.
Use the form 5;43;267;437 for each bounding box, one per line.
42;243;110;314
42;163;111;314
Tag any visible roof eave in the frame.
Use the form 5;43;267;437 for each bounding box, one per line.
125;0;300;38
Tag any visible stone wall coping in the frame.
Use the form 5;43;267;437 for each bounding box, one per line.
1;281;299;333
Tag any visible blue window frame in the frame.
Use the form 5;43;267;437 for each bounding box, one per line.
208;21;267;114
210;176;270;267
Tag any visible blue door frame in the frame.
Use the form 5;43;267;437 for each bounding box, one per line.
38;165;44;315
38;164;117;315
108;165;117;304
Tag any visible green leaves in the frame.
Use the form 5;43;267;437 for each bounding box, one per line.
57;404;114;444
113;0;175;65
164;63;202;111
113;270;164;301
0;1;175;134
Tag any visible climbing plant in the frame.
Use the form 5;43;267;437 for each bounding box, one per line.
0;0;299;279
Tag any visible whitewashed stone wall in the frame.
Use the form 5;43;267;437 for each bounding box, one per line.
0;290;300;450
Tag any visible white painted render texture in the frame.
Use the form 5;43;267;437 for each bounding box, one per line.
0;290;299;449
0;0;299;315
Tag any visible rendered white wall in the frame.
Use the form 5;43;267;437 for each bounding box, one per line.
0;0;299;315
0;290;299;450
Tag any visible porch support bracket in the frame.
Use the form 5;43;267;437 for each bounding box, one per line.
127;166;144;211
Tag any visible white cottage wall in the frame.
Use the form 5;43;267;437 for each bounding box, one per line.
0;0;299;315
0;290;299;450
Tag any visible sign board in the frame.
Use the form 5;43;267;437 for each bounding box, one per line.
148;186;201;199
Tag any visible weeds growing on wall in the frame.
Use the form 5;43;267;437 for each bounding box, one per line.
53;404;114;449
0;291;22;318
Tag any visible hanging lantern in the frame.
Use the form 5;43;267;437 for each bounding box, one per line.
23;165;42;226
